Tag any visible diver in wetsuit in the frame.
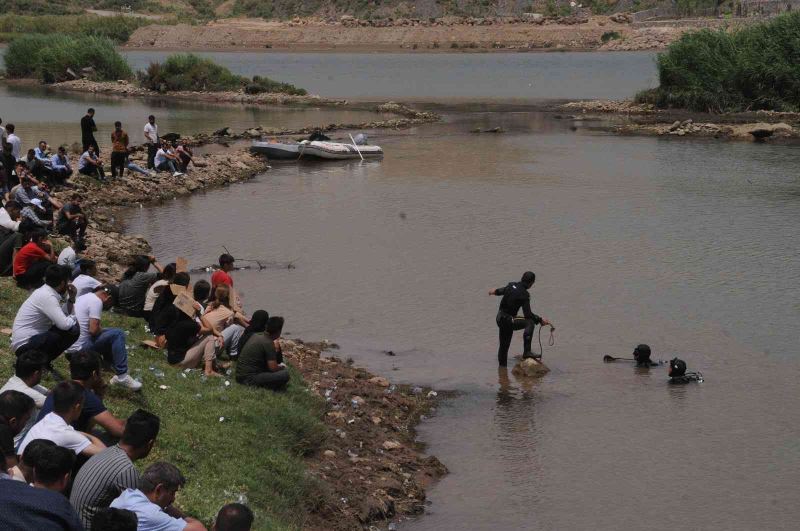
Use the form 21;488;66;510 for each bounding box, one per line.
633;344;661;367
668;357;704;384
489;271;552;367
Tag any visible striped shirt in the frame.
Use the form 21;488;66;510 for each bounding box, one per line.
69;444;140;529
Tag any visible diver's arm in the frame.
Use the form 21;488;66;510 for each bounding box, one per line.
522;299;544;325
489;286;505;296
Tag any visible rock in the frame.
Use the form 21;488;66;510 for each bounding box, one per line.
382;440;402;450
243;128;262;138
358;496;395;523
368;376;390;387
523;13;545;24
351;395;366;407
511;358;550;378
323;450;336;458
668;120;682;132
747;122;792;139
212;127;230;137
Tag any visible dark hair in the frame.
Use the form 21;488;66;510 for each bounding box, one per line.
114;121;122;127
148;115;155;120
15;350;48;379
238;310;268;354
69;350;101;381
71;193;82;201
53;380;85;415
173;272;190;287
219;253;234;266
3;199;20;211
266;316;284;336
123;255;151;280
121;409;161;448
520;271;536;286
215;503;254;531
21;438;57;467
92;508;138;531
6;124;14;133
633;344;652;366
33;444;75;485
669;358;687;378
161;263;177;281
45;264;69;289
79;259;97;275
29;228;48;243
58;146;66;152
193;280;211;303
139;462;185;493
0;390;35;422
87;108;95;114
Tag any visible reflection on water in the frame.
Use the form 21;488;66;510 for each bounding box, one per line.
123;112;800;530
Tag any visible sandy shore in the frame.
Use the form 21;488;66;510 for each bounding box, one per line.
124;15;702;52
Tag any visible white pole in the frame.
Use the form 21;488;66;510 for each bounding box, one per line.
349;133;364;161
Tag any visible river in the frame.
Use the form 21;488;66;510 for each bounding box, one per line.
7;51;800;530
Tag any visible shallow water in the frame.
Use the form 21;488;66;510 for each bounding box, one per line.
125;112;800;530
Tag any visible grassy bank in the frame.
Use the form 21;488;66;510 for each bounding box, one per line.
139;53;307;95
3;34;132;82
636;12;800;112
0;14;163;44
0;278;327;530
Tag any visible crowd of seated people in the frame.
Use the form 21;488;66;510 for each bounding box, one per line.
0;114;281;530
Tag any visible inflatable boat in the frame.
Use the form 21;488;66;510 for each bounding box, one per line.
251;140;383;161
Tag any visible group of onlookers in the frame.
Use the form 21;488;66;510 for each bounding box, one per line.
0;113;287;530
0;110;195;190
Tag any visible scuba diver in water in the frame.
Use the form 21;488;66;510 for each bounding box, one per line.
633;344;661;367
668;357;704;384
489;271;553;367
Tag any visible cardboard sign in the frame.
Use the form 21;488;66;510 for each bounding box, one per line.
173;291;198;318
176;257;188;273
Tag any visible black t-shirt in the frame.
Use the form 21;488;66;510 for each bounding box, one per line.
80;115;96;141
236;333;278;382
38;387;107;432
166;317;200;364
57;203;82;228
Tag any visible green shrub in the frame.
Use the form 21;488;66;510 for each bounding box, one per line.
0;14;157;43
639;12;800;112
139;54;307;95
4;34;133;82
601;30;621;43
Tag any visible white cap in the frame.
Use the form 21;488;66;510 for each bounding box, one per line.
31;198;44;209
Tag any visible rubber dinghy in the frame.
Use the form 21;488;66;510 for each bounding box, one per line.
250;140;383;160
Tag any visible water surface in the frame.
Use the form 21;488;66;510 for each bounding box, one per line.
126;112;800;530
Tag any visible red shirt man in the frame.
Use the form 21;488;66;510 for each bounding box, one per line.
14;239;52;277
211;253;235;290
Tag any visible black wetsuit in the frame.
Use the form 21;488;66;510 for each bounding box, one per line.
493;282;542;366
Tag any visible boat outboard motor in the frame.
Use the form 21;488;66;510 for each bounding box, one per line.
353;133;368;145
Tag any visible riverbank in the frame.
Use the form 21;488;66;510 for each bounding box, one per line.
0;278;445;529
559;100;800;141
124;15;704;52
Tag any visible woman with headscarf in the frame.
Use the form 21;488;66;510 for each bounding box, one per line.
237;309;269;355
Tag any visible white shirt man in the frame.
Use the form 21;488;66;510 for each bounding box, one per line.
19;412;92;455
7;132;22;160
144;121;158;145
10;283;77;353
0;205;20;232
57;246;77;268
0;374;48;449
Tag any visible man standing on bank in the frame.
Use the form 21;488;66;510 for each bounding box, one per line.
489;271;553;367
81;109;99;155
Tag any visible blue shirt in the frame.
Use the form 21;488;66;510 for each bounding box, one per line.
50;154;71;172
38;385;106;432
0;477;83;531
34;147;51;165
110;488;188;531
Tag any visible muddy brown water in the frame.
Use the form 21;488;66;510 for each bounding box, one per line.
124;112;800;530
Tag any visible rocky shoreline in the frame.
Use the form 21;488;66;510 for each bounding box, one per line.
559;100;800;141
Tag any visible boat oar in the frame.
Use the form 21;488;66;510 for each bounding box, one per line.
349;133;364;161
603;355;635;363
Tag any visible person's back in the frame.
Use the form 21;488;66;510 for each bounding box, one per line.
497;281;530;317
118;271;158;314
0;474;83;530
71;445;140;527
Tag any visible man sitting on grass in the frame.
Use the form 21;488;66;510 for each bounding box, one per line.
73;259;102;296
213;503;254;531
19;380;106;458
50;146;74;185
69;285;142;391
111;461;207;531
11;264;79;363
32;442;75;494
13;228;55;289
236;316;290;391
0;350;49;449
37;350;128;439
78;145;106;181
0;390;35;468
71;409;160;529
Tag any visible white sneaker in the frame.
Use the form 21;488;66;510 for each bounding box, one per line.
110;374;143;391
149;171;157;177
172;171;184;177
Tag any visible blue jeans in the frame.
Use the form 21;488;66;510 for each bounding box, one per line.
89;328;128;375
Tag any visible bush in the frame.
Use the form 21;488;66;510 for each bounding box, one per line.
4;34;133;83
139;54;307;95
639;12;800;112
601;31;621;43
0;14;156;43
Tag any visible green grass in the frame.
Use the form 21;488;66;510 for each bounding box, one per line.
636;12;800;112
0;278;327;530
0;1;161;16
3;34;133;83
0;14;160;43
139;54;307;95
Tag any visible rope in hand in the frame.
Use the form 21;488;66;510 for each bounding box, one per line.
536;324;556;358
